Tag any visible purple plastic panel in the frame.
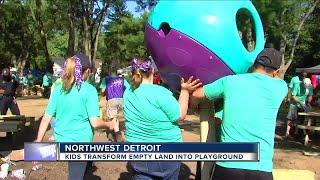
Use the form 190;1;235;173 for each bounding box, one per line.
145;24;234;91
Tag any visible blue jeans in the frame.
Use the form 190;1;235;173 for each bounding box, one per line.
128;161;180;180
68;161;88;180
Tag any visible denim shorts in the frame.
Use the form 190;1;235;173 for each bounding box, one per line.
128;161;181;180
286;105;298;121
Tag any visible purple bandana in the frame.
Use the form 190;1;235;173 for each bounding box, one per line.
132;58;153;72
63;55;83;90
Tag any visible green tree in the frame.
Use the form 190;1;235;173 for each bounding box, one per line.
135;0;158;11
253;0;319;78
28;0;52;72
0;1;37;72
48;31;68;57
294;4;320;69
103;12;149;67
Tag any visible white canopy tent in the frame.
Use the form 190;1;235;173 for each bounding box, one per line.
296;65;320;74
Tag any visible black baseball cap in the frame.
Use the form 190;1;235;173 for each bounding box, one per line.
255;48;282;70
110;61;118;69
75;54;91;69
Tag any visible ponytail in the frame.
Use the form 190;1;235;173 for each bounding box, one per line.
131;69;142;90
130;57;154;90
62;58;75;92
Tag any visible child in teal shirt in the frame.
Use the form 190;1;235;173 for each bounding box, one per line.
35;54;114;180
124;57;201;179
42;72;52;98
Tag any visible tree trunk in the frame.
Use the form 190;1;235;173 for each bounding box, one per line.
29;0;52;73
83;16;91;62
246;18;255;52
35;0;51;73
91;29;101;67
91;3;109;66
67;0;76;57
280;0;319;77
12;52;28;74
80;1;109;65
278;34;287;79
80;0;91;63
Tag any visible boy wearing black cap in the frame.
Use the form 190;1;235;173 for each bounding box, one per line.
192;48;288;180
100;61;129;142
285;70;313;138
0;68;20;115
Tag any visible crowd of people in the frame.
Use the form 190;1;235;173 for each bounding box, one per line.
0;48;318;179
32;48;285;180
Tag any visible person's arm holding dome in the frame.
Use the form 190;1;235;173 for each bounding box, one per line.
156;76;201;123
178;76;202;120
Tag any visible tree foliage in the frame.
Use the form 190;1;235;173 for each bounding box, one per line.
252;0;319;78
0;1;36;71
103;12;148;67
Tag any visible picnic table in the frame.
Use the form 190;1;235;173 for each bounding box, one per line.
297;112;320;146
0;115;35;146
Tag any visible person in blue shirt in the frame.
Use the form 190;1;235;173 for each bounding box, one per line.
0;68;20;115
100;62;129;142
192;48;288;180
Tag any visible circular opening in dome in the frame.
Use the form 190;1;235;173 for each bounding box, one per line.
159;22;171;36
236;8;256;52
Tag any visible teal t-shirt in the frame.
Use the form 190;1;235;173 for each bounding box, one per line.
289;76;313;107
204;73;288;172
51;78;62;93
42;74;52;87
22;76;29;87
45;81;100;142
288;76;300;89
124;83;182;142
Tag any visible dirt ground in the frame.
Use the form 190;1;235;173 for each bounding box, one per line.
1;97;320;180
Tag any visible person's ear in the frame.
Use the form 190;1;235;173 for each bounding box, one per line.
272;69;280;78
82;69;91;80
83;68;90;75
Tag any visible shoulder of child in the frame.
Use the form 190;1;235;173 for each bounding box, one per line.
82;81;97;92
154;85;173;95
275;78;288;94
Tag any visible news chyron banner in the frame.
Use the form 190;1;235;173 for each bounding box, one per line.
24;143;259;161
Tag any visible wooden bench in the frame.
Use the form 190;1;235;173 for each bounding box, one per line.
296;125;320;131
0;115;35;147
297;112;320;146
0;115;27;132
